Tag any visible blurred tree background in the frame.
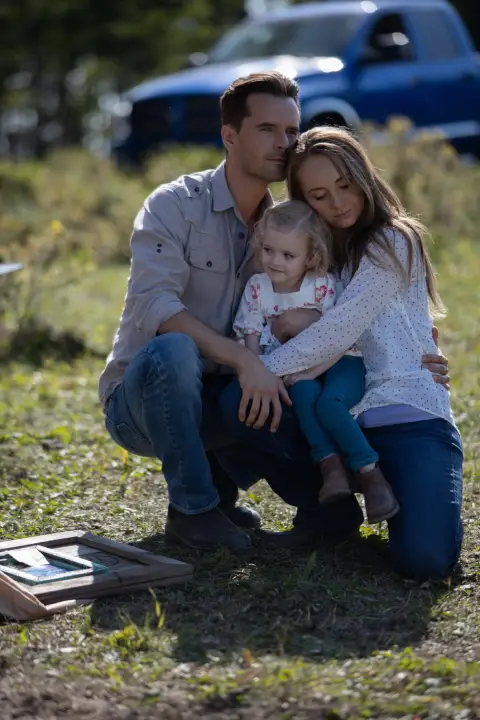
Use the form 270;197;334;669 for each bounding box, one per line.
0;0;478;159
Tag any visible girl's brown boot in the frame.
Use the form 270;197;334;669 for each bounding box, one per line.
318;455;352;504
356;465;399;523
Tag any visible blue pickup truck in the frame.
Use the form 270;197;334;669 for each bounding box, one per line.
112;0;480;165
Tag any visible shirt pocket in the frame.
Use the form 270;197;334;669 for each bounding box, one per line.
187;243;229;274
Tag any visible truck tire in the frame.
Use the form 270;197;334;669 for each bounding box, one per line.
308;113;348;129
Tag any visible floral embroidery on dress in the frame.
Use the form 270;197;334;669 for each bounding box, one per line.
250;282;260;301
315;285;328;303
233;273;337;356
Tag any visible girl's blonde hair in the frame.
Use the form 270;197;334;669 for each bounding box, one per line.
287;126;445;316
253;199;330;276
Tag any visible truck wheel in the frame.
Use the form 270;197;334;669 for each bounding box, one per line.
308;113;348;129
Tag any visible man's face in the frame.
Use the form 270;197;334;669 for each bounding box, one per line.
224;94;300;183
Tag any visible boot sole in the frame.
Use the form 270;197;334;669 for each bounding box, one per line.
164;527;252;553
367;501;400;525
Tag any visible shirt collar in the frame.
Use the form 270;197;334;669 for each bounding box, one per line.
211;161;275;215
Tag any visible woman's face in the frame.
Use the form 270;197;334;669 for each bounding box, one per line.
295;154;365;231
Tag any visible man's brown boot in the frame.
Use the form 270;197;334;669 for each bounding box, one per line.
356;465;399;524
318;454;352;504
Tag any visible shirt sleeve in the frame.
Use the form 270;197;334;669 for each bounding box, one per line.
129;187;191;336
233;275;265;337
262;230;410;376
314;274;337;314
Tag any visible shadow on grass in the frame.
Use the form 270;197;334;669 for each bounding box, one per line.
88;529;450;664
0;317;104;366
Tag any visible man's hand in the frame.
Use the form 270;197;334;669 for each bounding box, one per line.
422;351;450;387
271;308;321;343
236;353;292;432
422;326;450;388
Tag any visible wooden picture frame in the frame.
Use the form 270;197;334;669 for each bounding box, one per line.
0;531;193;606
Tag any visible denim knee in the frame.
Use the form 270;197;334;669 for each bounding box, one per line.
316;393;346;416
141;332;202;396
393;543;461;581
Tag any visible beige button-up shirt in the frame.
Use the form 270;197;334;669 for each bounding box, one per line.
98;163;272;406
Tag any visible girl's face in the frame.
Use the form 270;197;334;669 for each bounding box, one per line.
296;154;365;231
260;227;310;290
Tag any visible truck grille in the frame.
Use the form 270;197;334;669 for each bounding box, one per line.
184;95;221;142
130;98;170;139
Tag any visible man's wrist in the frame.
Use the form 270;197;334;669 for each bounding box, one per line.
231;344;261;373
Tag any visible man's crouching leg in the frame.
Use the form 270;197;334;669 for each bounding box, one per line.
104;332;251;552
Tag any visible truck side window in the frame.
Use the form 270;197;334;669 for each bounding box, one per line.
362;13;414;64
412;10;461;61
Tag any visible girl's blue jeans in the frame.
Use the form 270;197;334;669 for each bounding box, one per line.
288;355;378;471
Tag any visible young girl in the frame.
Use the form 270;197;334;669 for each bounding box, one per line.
233;200;399;524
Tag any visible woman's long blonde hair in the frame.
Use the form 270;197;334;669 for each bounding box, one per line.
287;126;445;316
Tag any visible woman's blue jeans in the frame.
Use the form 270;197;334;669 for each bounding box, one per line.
220;379;464;581
364;419;463;579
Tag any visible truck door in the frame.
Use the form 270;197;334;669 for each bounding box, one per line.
407;7;480;153
349;11;436;129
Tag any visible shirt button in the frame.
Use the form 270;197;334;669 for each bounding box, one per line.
206;261;212;267
194;186;200;193
238;232;245;240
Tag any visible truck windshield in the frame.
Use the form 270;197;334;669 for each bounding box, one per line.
209;12;360;62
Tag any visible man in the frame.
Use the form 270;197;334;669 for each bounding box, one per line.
99;71;448;552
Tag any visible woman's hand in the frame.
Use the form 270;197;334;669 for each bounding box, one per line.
271;308;321;343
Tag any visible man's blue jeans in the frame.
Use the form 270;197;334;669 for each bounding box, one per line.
104;332;361;537
105;333;246;515
220;379;464;580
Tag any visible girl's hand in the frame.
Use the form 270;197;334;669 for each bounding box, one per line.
271;308;321;343
284;365;325;386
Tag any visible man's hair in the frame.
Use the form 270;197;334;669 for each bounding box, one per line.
220;72;299;131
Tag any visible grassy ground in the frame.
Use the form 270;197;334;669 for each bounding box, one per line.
0;240;479;718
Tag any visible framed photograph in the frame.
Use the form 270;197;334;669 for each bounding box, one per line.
0;531;193;605
0;544;107;585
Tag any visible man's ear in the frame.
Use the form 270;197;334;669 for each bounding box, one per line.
221;124;238;151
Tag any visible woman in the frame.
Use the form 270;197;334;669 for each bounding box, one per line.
221;127;462;580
